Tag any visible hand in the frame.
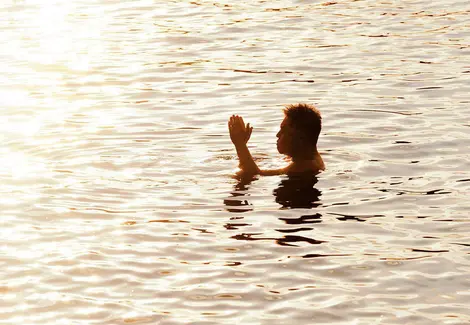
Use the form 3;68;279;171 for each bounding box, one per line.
228;115;253;146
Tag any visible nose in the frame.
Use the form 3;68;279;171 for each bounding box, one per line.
276;130;280;138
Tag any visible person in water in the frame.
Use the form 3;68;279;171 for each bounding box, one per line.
228;103;325;176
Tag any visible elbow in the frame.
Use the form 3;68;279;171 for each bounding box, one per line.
239;165;261;176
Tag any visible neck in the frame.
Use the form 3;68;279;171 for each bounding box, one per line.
291;149;319;162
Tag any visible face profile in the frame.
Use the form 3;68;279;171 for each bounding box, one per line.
276;117;294;155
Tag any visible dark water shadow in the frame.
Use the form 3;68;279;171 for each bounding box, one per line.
223;173;325;248
273;173;322;209
223;173;257;213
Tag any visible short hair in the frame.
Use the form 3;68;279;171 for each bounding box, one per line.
283;103;322;146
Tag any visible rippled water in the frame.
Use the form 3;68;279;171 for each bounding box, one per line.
1;0;470;324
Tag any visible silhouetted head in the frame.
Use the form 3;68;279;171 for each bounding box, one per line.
276;103;322;159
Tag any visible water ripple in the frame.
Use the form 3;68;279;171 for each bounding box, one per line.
1;0;470;324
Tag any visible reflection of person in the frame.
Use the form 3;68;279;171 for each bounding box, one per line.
223;173;322;211
223;174;255;213
228;103;325;176
274;174;322;209
223;175;324;248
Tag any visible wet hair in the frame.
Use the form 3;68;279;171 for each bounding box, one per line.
283;103;322;148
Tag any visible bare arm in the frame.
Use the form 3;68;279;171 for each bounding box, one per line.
228;115;260;175
259;168;287;176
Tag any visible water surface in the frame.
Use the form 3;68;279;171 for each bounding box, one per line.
1;0;470;324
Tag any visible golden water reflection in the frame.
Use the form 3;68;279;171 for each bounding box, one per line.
1;0;470;324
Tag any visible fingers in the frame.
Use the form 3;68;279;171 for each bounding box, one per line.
228;115;239;124
228;115;236;129
237;116;245;130
246;124;253;141
228;115;251;132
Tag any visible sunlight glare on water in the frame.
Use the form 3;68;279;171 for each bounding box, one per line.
1;0;470;324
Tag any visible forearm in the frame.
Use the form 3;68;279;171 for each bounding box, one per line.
235;143;260;174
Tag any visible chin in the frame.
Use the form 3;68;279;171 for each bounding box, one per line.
278;148;290;156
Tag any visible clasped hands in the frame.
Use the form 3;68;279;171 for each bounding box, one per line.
228;115;253;147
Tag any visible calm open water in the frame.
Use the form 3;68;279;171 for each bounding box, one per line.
1;0;470;324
